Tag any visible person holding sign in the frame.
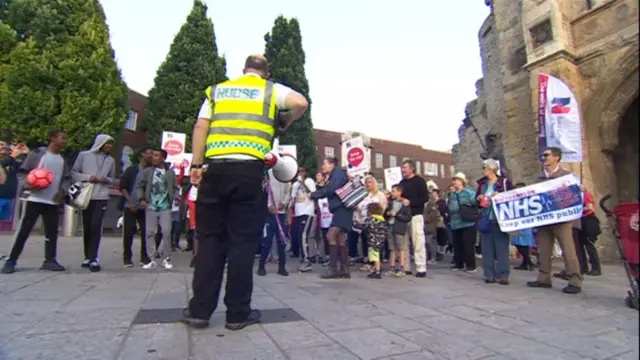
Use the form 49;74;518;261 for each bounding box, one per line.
527;147;583;294
475;159;514;285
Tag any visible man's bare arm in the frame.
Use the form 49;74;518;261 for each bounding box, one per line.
192;118;210;165
278;91;309;130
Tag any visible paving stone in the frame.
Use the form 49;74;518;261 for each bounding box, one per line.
472;332;586;360
117;324;188;360
327;327;420;360
1;328;126;360
415;313;490;337
369;299;441;318
249;295;290;310
284;343;361;359
296;307;375;332
64;289;149;311
24;307;137;335
0;321;37;347
343;303;392;317
6;282;92;301
191;328;285;360
375;350;442;359
400;333;496;360
262;321;334;350
368;315;426;333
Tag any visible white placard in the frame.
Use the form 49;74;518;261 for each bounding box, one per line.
342;136;370;176
161;131;186;164
383;167;402;192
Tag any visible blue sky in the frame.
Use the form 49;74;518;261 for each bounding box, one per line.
101;0;490;152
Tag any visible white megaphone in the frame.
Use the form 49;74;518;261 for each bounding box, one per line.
264;138;298;183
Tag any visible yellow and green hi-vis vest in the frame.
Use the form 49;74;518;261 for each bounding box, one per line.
204;75;277;159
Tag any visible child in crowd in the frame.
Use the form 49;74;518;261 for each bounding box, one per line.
510;182;536;270
364;202;388;279
385;184;412;276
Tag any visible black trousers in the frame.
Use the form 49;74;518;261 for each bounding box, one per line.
82;200;107;262
9;201;59;262
515;245;532;266
122;208;148;262
452;226;477;270
573;228;601;273
189;160;266;323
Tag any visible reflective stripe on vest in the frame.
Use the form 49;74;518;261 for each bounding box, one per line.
204;77;276;159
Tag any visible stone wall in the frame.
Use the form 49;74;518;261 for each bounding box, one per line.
452;78;489;186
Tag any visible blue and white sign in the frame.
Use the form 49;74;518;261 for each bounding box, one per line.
491;174;583;232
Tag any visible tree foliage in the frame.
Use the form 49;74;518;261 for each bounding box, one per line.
0;0;128;154
142;0;227;152
265;16;317;173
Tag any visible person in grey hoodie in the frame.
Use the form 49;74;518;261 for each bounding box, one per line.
71;134;115;272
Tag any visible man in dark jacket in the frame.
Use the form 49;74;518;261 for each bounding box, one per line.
119;147;153;267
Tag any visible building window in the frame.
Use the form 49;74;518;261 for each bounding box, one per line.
450;165;456;176
416;161;421;175
124;109;138;131
324;146;334;159
375;153;383;168
586;0;595;9
389;155;397;167
440;164;445;178
425;162;438;176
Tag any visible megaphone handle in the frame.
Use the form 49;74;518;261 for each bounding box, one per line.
265;175;289;245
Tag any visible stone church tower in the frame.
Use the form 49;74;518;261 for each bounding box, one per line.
453;0;638;259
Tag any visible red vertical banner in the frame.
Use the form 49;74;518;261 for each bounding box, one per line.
538;73;549;159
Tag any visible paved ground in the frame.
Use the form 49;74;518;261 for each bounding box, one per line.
0;234;638;360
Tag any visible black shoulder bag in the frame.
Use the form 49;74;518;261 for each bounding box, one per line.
455;191;479;222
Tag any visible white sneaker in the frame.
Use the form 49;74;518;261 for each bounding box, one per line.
142;261;157;270
162;258;173;270
427;260;437;265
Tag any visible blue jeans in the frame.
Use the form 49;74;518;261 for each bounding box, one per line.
0;198;13;221
480;221;511;280
260;213;287;269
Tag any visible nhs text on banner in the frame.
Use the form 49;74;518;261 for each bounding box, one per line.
491;174;583;232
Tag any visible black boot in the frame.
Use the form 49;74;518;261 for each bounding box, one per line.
338;245;351;279
321;245;340;279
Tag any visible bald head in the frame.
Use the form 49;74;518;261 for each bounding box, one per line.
244;54;269;78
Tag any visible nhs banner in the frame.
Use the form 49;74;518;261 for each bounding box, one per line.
491;174;583;232
538;73;583;162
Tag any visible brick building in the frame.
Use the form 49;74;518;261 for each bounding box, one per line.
118;91;454;190
313;129;453;190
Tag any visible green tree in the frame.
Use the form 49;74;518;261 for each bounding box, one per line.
143;0;227;151
265;16;317;173
0;0;128;154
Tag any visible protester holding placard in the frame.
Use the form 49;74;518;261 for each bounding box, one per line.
526;147;583;294
475;159;514;285
447;172;478;272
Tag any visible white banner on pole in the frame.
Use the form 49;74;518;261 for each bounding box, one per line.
538;73;583;162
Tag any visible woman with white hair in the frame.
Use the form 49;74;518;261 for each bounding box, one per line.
475;159;514;285
447;172;478;272
354;176;387;271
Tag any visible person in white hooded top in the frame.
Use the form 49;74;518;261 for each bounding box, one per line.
71;134;115;272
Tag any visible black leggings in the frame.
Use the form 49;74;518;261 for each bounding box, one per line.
515;245;532;266
452;226;477;270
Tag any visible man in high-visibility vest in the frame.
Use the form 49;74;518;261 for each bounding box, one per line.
182;54;308;330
